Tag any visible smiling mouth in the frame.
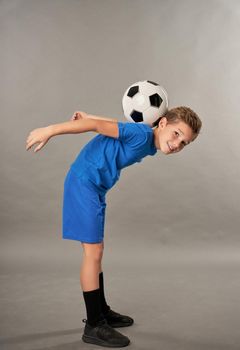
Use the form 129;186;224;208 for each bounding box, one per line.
167;142;173;152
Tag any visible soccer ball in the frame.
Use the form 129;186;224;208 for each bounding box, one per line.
122;80;169;127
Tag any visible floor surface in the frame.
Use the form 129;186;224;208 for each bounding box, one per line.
1;249;240;350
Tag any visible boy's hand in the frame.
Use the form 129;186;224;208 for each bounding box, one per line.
26;126;52;153
70;111;88;121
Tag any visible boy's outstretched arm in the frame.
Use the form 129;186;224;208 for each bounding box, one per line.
51;114;119;138
26;112;119;153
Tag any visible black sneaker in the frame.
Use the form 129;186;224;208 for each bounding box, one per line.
105;309;134;328
82;318;130;347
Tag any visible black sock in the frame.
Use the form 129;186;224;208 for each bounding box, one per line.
99;272;111;315
83;288;104;327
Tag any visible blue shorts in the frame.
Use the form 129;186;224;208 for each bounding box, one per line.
62;169;106;243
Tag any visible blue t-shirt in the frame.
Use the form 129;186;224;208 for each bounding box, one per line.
70;122;157;192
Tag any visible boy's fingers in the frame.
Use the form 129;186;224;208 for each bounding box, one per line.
26;140;34;149
26;139;38;151
26;142;32;150
34;142;44;152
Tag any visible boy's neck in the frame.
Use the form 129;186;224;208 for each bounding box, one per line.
153;127;160;150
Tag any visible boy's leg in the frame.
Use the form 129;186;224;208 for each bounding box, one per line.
80;242;104;326
80;242;103;291
98;243;134;329
80;242;130;347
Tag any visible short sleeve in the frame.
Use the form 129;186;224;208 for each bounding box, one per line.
117;122;151;149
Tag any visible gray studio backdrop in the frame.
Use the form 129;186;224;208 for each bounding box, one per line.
1;0;240;349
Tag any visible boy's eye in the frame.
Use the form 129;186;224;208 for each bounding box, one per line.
174;131;179;136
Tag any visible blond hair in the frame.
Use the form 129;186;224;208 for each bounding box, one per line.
153;106;202;136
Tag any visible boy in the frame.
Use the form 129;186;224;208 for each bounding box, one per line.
26;106;202;347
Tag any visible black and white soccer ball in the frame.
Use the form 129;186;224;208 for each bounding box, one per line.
122;80;169;127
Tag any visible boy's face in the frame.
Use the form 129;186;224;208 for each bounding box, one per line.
155;117;195;154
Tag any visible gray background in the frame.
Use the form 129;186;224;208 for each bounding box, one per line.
1;0;240;349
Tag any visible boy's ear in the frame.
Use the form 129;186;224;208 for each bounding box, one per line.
159;117;168;128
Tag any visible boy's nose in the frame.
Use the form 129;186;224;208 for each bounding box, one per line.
172;141;181;151
172;141;180;150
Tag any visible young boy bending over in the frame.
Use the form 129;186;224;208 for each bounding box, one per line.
26;107;202;348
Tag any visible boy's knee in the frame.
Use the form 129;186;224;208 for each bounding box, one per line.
82;242;104;262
